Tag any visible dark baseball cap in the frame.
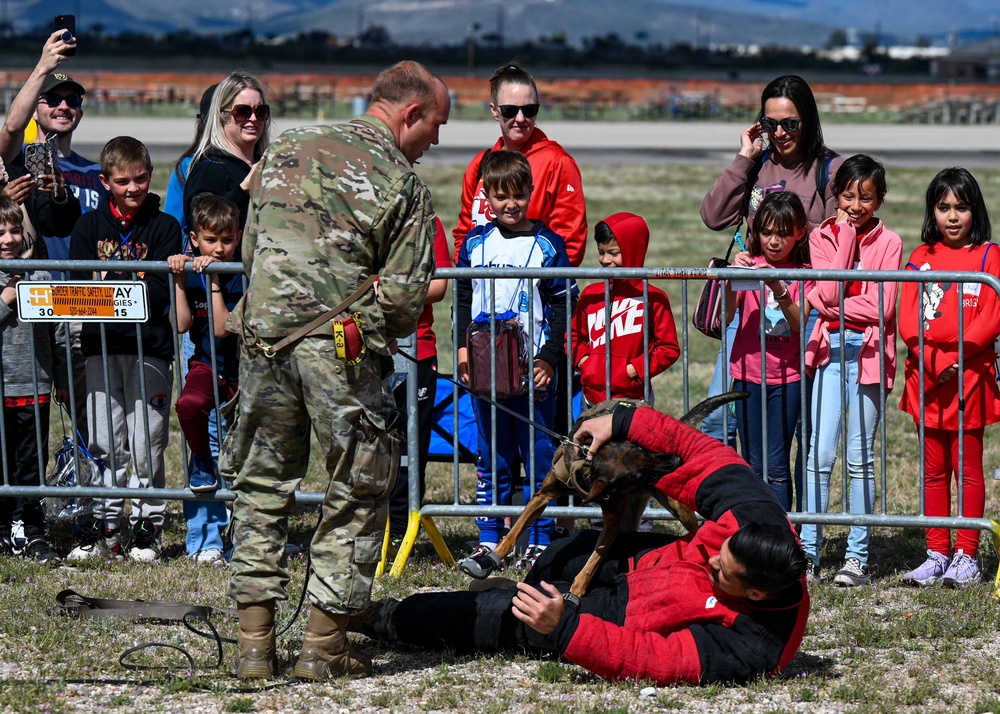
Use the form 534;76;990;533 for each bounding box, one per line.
199;83;218;117
40;72;85;96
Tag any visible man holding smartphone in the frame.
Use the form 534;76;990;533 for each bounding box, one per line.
1;30;107;245
0;29;107;442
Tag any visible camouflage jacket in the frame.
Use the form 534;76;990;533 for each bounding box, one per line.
240;116;437;355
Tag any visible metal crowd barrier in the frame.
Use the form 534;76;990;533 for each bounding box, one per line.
1;260;998;586
390;265;1000;582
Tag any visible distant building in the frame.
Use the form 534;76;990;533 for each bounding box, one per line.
932;37;1000;81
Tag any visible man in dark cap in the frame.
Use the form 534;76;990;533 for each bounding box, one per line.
0;30;107;256
0;30;108;443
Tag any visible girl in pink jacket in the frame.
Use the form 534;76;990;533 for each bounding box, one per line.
800;154;902;587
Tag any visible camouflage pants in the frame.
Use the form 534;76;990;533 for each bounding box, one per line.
221;337;400;613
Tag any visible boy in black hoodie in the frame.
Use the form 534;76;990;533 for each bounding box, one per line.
67;136;181;563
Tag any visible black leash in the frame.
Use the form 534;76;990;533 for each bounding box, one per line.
395;349;587;453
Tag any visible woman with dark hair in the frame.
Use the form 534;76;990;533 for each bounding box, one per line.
163;84;217;236
698;75;843;508
702;75;841;231
453;62;587;265
183;71;271;232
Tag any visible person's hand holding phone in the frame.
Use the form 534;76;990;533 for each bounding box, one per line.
35;168;67;201
2;174;34;204
40;29;75;74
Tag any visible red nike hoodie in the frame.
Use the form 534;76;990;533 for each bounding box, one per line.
571;213;679;404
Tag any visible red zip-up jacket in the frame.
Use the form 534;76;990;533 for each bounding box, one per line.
452;129;587;266
548;406;809;685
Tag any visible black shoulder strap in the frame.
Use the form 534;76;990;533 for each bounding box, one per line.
749;148;769;188
815;155;834;201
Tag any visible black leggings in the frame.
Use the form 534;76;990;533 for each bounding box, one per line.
393;530;678;653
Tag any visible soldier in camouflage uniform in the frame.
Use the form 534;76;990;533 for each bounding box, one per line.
220;60;450;681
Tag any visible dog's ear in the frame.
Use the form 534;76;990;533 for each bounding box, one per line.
680;391;750;426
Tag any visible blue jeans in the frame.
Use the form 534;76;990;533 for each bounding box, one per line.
180;333;195;379
734;379;801;512
701;312;739;446
792;310;820;512
183;406;229;555
473;391;557;546
800;330;882;566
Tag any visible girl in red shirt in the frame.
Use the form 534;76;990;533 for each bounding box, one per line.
899;168;998;588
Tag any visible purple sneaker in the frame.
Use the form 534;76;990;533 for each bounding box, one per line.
942;550;980;588
902;550;949;587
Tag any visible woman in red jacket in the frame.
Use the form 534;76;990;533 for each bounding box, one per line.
350;403;809;686
454;63;588;531
452;62;587;266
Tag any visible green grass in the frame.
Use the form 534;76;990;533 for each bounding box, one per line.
6;162;1000;713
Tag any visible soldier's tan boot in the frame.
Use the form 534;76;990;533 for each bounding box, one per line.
236;600;277;679
293;607;372;680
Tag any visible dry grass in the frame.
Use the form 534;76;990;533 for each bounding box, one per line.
2;162;1000;713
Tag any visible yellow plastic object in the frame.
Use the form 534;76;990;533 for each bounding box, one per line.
24;119;38;144
376;510;455;578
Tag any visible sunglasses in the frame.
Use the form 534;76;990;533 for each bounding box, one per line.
40;93;83;109
497;103;540;119
760;116;801;134
226;104;270;123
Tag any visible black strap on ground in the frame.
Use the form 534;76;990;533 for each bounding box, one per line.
55;588;226;622
50;510;322;683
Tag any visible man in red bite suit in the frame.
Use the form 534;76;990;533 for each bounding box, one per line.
351;401;809;685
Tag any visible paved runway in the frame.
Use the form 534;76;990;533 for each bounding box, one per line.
68;117;1000;168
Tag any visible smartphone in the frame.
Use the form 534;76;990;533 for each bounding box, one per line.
54;14;76;56
23;143;44;183
23;135;58;187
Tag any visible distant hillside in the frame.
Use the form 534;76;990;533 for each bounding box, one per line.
27;0;999;47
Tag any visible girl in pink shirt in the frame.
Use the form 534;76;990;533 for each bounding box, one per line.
725;192;811;512
800;154;902;588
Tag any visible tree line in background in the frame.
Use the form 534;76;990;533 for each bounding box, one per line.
0;25;932;76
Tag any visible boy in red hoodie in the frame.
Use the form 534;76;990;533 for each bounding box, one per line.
572;213;679;406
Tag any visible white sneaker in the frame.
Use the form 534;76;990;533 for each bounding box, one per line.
126;519;162;562
192;548;225;565
127;541;162;562
67;523;121;561
10;520;26;554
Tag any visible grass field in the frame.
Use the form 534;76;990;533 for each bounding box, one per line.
1;162;999;713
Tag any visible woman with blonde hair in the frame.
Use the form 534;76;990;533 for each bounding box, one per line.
183;71;270;231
